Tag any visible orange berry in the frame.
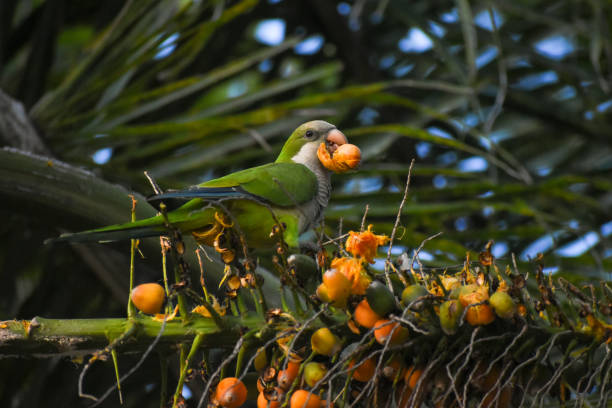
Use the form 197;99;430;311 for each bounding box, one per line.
277;360;300;390
333;143;361;171
404;366;423;389
465;304;495;326
317;142;340;172
349;357;376;382
322;269;351;307
316;283;331;303
459;285;495;326
130;283;165;314
353;299;382;329
214;377;247;408
373;319;409;346
330;257;371;295
290;389;321;408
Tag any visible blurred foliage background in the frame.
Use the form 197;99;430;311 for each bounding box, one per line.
0;0;611;406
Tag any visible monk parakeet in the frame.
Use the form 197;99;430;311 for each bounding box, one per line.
50;120;360;249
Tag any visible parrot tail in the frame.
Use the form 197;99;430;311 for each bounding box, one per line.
46;215;167;244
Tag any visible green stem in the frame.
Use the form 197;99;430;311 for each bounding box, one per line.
111;348;124;405
0;315;264;356
235;340;248;377
173;333;205;408
127;197;137;319
280;286;290;312
256;283;269;312
250;288;264;318
236;291;248;316
230;299;239;316
292;290;304;316
173;260;189;320
161;243;172;314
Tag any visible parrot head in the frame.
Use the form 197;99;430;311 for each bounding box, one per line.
276;120;359;173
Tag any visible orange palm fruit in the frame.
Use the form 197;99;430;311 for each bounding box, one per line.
322;269;351;307
353;299;383;328
459;285;495;326
277;360;301;390
373;319;409;346
349;357;376;382
316;283;331;303
130;283;165;314
332;143;361;171
214;377;247;408
316;143;341;172
290;389;321;408
404;366;423;389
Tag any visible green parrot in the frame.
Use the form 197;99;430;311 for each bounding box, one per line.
50;120;359;249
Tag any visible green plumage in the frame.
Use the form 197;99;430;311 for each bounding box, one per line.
50;120;340;249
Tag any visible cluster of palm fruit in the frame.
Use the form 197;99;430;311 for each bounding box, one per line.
130;225;611;407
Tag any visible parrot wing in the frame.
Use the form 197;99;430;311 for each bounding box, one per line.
147;162;318;209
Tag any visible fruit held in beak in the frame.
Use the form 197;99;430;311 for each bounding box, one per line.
333;144;361;171
317;141;362;173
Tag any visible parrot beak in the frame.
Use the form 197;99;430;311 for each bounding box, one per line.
324;129;348;154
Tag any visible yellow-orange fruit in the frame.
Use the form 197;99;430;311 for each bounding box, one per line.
459;286;495;326
214;377;247;408
311;327;341;356
349;357;376;382
404;366;423;389
316;143;361;173
316;283;331;303
317;143;340;172
489;291;516;319
353;299;383;329
303;362;327;387
373;319;409;346
277;360;301;390
332;143;361;171
401;284;429;309
322;269;351;307
130;283;165;314
290;390;321;408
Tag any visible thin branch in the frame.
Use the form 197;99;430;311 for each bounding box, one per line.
384;159;415;290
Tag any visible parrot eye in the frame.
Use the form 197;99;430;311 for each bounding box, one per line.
305;130;315;139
